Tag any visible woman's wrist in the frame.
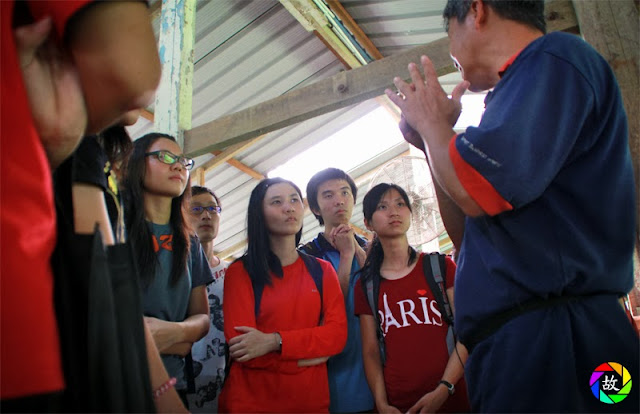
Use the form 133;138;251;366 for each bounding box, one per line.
273;332;282;353
435;382;451;398
374;396;389;409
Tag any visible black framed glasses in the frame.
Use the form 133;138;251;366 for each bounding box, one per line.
190;206;222;215
145;150;195;170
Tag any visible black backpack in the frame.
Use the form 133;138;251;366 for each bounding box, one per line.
363;252;455;365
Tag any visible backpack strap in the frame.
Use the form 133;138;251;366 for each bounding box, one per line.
423;253;456;355
248;252;323;322
363;276;386;365
298;250;324;324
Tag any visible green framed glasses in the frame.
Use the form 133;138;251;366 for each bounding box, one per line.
145;150;195;170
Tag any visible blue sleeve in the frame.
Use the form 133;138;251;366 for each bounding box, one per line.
455;47;595;209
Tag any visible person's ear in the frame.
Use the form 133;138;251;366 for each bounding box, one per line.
364;218;373;231
472;0;488;29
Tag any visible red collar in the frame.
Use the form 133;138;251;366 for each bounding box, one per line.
498;49;523;77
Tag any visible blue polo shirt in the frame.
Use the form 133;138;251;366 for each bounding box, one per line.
450;32;638;412
301;233;374;413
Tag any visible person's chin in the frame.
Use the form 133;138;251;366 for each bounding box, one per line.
197;231;215;242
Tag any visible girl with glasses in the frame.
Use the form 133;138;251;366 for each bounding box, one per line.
354;183;469;413
219;177;347;413
123;133;213;407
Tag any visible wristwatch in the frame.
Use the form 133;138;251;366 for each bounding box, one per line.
438;380;455;396
276;332;283;353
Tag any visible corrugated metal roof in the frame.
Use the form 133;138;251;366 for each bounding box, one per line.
131;0;462;260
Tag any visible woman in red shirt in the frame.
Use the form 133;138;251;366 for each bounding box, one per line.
220;177;347;413
354;183;469;413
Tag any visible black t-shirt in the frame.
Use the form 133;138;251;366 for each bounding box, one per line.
54;135;119;233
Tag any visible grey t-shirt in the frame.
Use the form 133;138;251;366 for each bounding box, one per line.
142;223;213;389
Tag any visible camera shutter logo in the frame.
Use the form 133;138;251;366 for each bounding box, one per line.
590;362;632;404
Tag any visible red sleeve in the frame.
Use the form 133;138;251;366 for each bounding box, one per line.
353;277;372;316
449;133;513;216
444;256;457;288
222;261;297;371
27;0;94;39
280;260;347;359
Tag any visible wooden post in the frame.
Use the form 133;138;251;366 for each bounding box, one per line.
572;0;640;310
154;0;197;148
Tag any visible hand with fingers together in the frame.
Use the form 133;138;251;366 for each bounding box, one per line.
385;55;469;146
399;115;426;155
330;224;356;256
228;326;279;363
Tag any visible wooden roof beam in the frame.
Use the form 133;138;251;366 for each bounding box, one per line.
184;0;576;157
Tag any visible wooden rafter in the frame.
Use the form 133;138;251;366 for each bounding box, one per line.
140;108;154;122
183;0;577;157
326;0;383;60
198;135;265;174
279;0;362;69
211;151;265;180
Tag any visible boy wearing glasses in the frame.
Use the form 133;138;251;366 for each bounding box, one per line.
187;186;227;413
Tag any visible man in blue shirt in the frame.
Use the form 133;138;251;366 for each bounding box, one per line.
301;168;374;413
386;0;638;412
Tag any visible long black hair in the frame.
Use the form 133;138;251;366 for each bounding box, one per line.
359;183;416;282
242;177;303;291
123;133;191;287
97;125;133;168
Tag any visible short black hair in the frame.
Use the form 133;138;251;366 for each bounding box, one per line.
443;0;546;34
191;185;221;210
306;168;357;226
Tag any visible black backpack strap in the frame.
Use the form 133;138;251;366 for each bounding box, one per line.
298;251;324;324
363;276;386;365
184;351;196;393
423;253;456;355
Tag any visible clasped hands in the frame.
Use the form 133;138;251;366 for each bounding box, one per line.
327;224;357;256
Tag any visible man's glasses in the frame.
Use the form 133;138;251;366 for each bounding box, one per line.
450;53;463;74
145;150;195;170
190;206;222;215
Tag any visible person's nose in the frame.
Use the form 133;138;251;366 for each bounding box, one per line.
171;161;184;171
201;209;212;220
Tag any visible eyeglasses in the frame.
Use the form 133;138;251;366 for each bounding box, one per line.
190;206;222;215
145;150;195;170
450;53;463;74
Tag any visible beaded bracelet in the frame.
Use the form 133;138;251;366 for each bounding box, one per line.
153;377;177;400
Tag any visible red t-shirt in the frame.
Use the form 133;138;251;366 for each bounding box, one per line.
354;254;469;413
1;0;92;399
220;256;347;413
